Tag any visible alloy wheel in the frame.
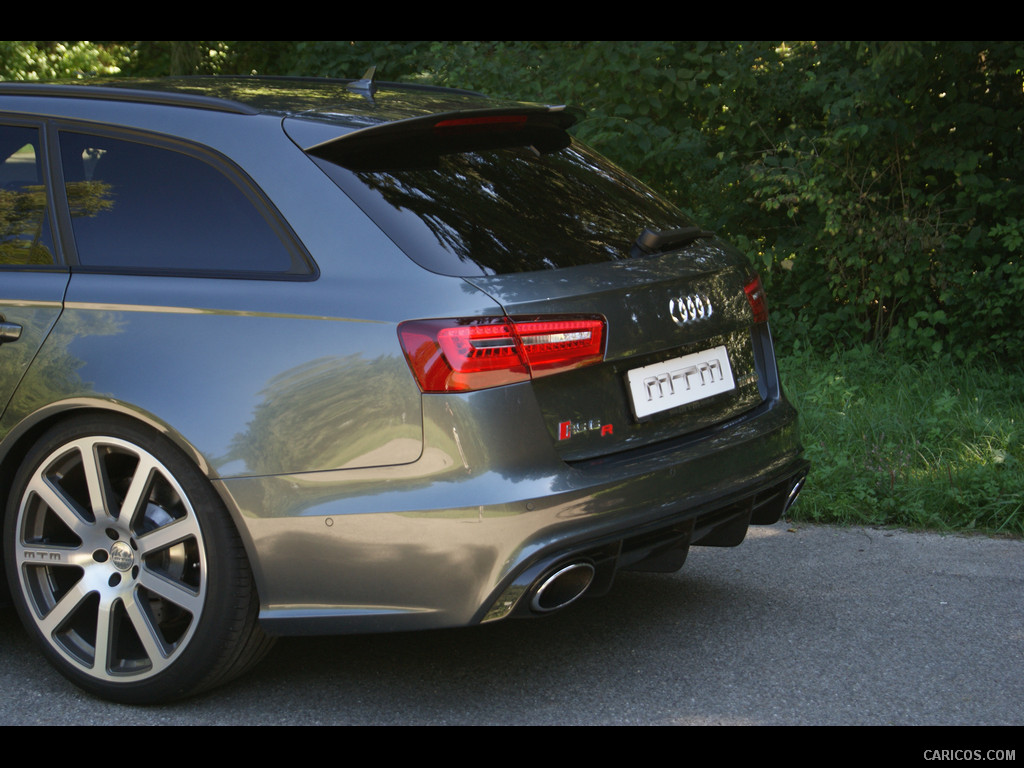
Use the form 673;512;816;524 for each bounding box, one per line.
12;434;207;682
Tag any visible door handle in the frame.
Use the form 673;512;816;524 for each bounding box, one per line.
0;320;23;343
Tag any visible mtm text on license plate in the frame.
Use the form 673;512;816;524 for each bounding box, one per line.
627;345;736;419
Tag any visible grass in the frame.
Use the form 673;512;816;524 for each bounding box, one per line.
777;343;1024;536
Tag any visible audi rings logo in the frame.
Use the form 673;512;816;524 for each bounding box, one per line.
669;294;713;326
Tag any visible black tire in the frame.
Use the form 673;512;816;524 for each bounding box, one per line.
3;414;274;703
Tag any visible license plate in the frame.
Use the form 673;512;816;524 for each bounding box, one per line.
627;345;735;419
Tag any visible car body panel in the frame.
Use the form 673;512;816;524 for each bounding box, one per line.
0;272;69;415
2;273;426;476
217;380;802;634
463;245;769;460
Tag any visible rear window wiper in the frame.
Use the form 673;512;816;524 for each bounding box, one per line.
630;226;714;258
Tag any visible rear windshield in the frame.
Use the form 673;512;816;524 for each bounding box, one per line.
313;141;693;277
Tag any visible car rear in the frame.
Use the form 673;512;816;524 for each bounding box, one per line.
248;88;810;627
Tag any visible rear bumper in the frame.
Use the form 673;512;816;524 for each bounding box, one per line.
482;456;809;621
213;384;805;636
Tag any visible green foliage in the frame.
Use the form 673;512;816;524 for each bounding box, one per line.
121;41;436;80
782;344;1024;534
118;41;313;77
120;41;232;76
747;43;1024;363
285;41;432;80
0;41;126;80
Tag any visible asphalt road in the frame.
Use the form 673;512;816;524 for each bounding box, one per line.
1;523;1021;726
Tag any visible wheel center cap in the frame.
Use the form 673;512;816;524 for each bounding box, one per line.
110;541;134;571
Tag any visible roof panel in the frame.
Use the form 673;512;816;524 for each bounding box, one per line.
0;76;523;128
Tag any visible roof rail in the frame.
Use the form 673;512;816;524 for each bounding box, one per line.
0;82;259;115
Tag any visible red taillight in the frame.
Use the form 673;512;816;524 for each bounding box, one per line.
744;275;769;324
398;316;606;393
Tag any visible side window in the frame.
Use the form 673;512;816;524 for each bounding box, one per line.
59;131;301;275
0;124;56;267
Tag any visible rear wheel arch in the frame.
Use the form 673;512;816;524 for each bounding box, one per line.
1;408;273;702
1;404;240;543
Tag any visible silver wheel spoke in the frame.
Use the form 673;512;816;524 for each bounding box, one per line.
118;453;159;528
138;569;203;617
122;590;171;669
136;516;200;557
37;580;90;637
92;594;116;674
25;474;89;537
78;441;114;523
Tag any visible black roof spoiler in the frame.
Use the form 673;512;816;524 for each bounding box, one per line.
305;105;585;170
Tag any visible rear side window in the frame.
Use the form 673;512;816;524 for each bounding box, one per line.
0;124;56;267
59;131;306;276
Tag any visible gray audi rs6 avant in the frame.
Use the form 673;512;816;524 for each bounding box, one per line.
0;75;808;703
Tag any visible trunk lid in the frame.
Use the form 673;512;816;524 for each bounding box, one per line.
465;241;766;461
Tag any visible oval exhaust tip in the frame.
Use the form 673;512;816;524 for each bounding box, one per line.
530;562;596;613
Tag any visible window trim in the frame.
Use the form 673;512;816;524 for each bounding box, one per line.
46;120;319;281
0;116;68;273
